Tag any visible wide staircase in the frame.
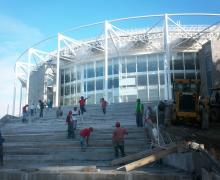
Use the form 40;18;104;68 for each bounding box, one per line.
0;102;192;180
1;102;148;168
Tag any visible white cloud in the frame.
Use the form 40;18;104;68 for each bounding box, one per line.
0;14;44;118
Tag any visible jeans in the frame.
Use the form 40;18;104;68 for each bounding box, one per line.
39;109;43;118
80;136;87;149
113;140;125;158
80;106;86;115
136;113;143;127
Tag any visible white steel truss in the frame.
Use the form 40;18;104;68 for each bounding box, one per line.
13;13;220;115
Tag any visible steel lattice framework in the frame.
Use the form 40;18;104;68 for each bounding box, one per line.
13;13;220;115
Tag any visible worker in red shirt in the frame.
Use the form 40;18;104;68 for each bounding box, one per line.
80;127;93;151
112;122;128;158
78;96;88;115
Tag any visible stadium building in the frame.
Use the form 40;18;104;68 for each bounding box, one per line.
13;13;220;115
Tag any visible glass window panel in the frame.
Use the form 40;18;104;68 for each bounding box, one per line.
65;69;70;83
149;74;158;85
197;72;200;79
113;78;119;88
160;74;165;85
158;54;164;70
185;60;195;70
138;89;147;101
114;96;119;103
77;83;81;93
77;70;81;80
87;81;94;91
87;63;95;78
96;79;103;90
137;75;147;86
174;60;183;70
65;85;70;95
160;88;165;100
137;55;147;72
184;52;194;61
96;66;104;77
122;64;126;73
113;63;119;74
84;82;86;92
96;93;104;104
170;59;174;70
64;98;70;106
108;78;113;89
121;95;127;102
71;70;76;82
108;65;112;75
121;58;126;73
159;58;164;70
60;98;63;106
108;92;113;103
127;95;137;102
173;52;183;61
87;94;94;104
196;56;199;70
148;55;157;71
127;57;136;73
84;68;87;78
61;70;64;84
96;61;104;77
61;86;64;96
174;73;184;79
149;89;159;101
186;73;195;79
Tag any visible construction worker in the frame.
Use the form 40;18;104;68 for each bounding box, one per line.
78;96;88;115
66;111;74;138
112;122;128;158
22;104;29;122
135;99;144;127
80;127;93;151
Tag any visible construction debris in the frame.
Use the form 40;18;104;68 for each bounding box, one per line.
111;147;163;166
117;143;179;172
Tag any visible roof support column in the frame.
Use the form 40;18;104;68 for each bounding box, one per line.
56;33;61;107
19;84;23;116
12;79;16;115
104;21;109;101
26;49;32;104
164;14;172;100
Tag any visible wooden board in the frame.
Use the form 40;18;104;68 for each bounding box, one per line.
117;144;178;172
111;147;163;166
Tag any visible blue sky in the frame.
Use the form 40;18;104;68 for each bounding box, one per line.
0;0;220;117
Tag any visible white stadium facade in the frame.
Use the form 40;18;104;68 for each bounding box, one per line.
13;13;220;115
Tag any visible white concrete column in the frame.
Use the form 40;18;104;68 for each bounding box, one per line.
164;14;172;100
26;48;32;104
104;21;109;100
55;33;61;107
12;78;16;115
19;84;23;116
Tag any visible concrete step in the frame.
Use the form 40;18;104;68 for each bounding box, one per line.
4;138;146;148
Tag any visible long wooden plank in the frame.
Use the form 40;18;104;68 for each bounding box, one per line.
111;147;163;166
117;144;178;172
